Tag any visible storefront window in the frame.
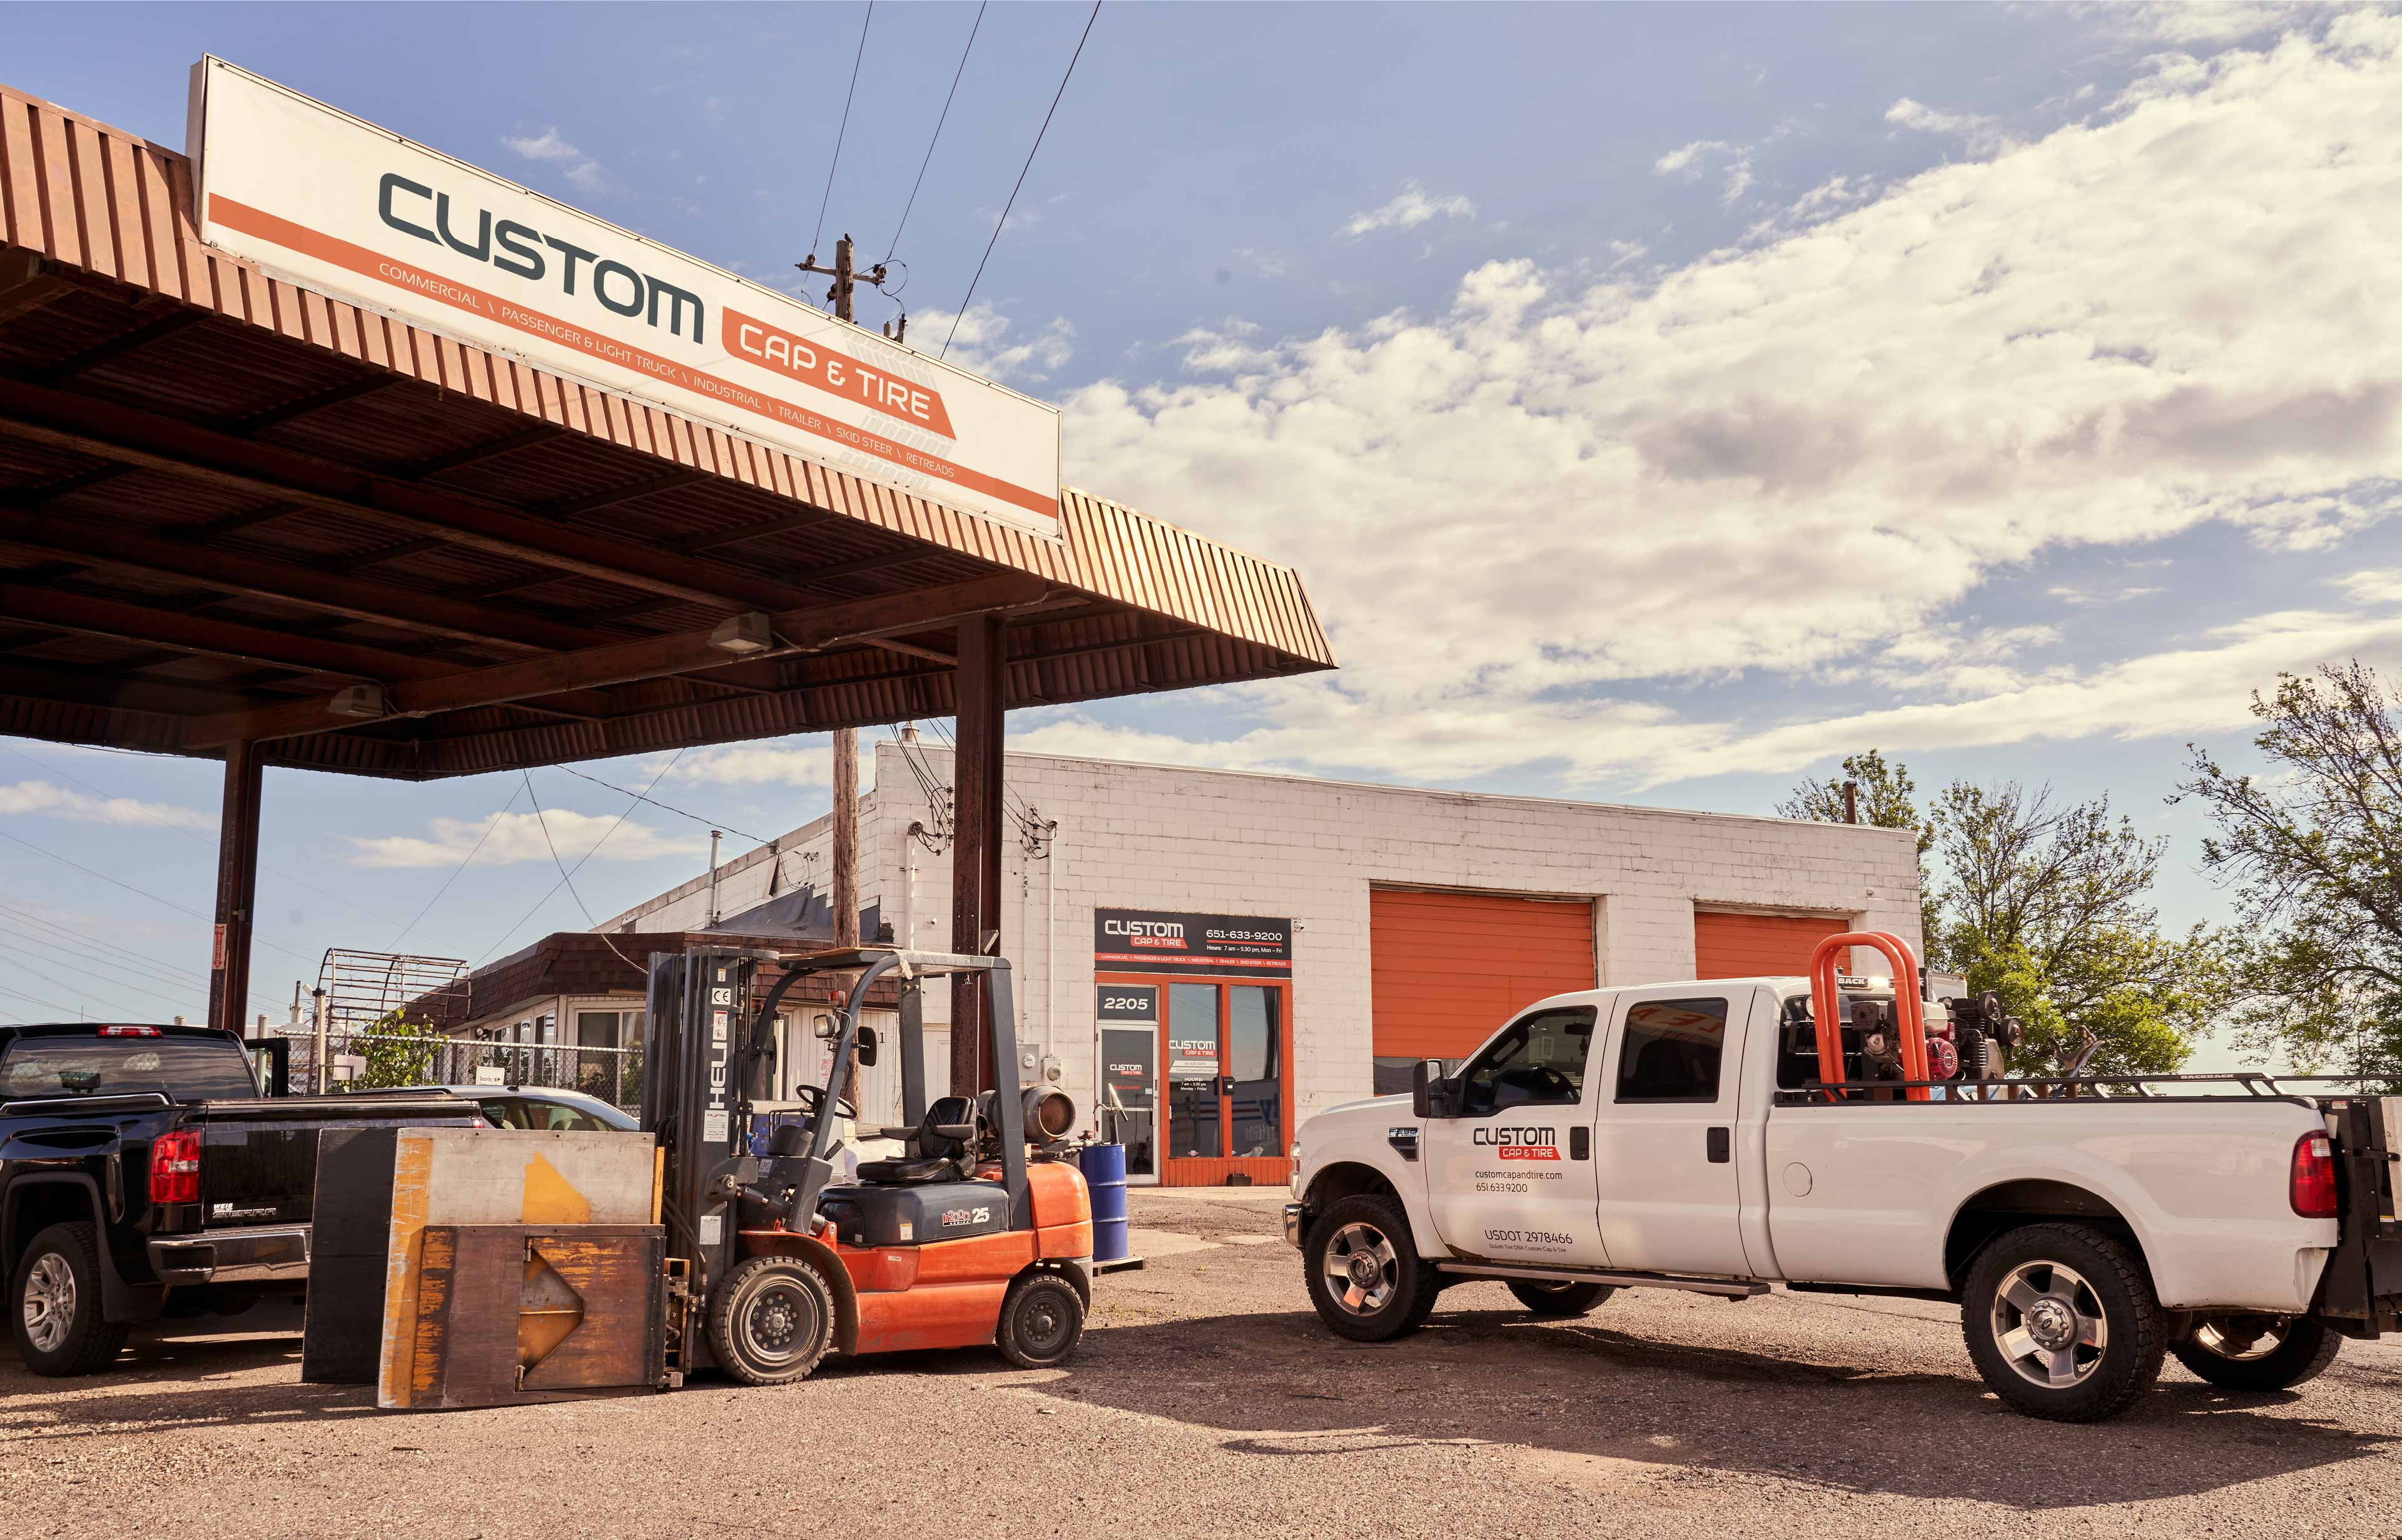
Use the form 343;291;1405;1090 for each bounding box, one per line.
1228;985;1281;1157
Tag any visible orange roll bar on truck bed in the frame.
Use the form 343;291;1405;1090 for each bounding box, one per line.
1807;931;1930;1102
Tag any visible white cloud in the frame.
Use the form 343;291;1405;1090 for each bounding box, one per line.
1652;124;1792;206
1060;14;2402;793
347;811;701;869
1884;97;2014;156
918;302;1075;383
0;781;214;831
501;128;621;197
1342;182;1475;238
670;745;830;788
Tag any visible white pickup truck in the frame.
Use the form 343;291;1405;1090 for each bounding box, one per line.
1282;968;2402;1422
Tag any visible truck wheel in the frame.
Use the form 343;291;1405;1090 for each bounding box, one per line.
11;1223;129;1377
707;1255;834;1385
2171;1315;2341;1392
1962;1222;2165;1422
996;1273;1085;1369
1303;1194;1442;1342
1506;1279;1614;1317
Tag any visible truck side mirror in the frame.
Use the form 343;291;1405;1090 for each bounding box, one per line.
1411;1058;1453;1120
855;1025;879;1066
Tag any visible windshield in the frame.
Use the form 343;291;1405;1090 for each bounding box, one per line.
1;1035;260;1102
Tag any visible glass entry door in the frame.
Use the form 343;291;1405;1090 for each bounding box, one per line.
1147;977;1292;1184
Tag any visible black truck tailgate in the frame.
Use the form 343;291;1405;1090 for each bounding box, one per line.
185;1095;477;1225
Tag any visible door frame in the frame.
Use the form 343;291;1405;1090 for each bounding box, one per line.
1098;970;1294;1188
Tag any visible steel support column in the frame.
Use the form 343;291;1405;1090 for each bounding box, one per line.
208;741;264;1033
951;615;1006;1097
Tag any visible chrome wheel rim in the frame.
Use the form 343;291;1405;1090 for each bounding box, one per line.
2193;1315;2286;1361
23;1252;74;1354
1322;1221;1399;1316
1990;1259;2107;1389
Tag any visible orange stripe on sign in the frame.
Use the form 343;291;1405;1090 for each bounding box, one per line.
206;196;1056;522
723;306;956;439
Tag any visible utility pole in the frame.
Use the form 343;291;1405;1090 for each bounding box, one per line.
794;234;892;951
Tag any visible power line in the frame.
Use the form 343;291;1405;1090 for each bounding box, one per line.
388;781;526;952
476;752;686;965
0;826;314;965
2;744;409;930
554;765;772;846
0;898;279;1014
810;1;876;261
943;0;1101;358
0;943;204;1019
885;0;985;265
0;979;91;1021
524;772;597;928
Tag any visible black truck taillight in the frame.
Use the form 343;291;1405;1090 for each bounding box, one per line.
151;1129;202;1205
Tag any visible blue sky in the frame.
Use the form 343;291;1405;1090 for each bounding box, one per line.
3;3;2398;1065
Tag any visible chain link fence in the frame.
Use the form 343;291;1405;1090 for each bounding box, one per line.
278;1026;646;1115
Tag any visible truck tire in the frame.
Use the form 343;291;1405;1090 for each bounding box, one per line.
2171;1315;2342;1392
1962;1222;2166;1422
1303;1194;1442;1342
11;1222;129;1377
996;1272;1085;1369
1506;1279;1614;1317
707;1255;834;1385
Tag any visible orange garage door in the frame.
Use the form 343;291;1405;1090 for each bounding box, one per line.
1693;910;1848;979
1369;887;1596;1092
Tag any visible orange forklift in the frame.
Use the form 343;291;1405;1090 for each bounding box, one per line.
642;945;1093;1385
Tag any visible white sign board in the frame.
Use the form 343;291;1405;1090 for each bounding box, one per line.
187;57;1062;536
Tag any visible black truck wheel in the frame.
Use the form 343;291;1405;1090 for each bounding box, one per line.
2172;1315;2342;1392
11;1222;129;1377
1302;1194;1442;1342
996;1273;1085;1368
1962;1222;2166;1422
708;1255;834;1385
1506;1279;1615;1317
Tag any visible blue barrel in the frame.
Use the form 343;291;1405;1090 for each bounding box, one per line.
1080;1142;1130;1262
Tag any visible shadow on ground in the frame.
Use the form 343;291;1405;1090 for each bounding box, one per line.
1031;1303;2398;1508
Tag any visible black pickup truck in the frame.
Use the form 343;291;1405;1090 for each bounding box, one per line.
2;1020;477;1375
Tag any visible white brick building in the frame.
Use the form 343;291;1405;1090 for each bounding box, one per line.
601;741;1920;1187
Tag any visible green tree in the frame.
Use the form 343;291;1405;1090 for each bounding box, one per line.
1781;756;2222;1076
355;1011;442;1090
1775;749;1940;948
1929;780;2218;1076
2177;660;2402;1075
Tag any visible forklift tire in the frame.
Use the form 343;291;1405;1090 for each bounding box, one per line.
1506;1279;1614;1317
1303;1194;1442;1343
709;1255;836;1386
11;1223;129;1377
2171;1315;2342;1392
1962;1222;2166;1422
996;1273;1085;1369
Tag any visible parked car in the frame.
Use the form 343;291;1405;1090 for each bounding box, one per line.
3;1021;479;1375
420;1083;638;1133
1284;975;2402;1422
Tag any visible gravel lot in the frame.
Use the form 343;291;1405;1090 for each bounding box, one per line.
7;1188;2402;1538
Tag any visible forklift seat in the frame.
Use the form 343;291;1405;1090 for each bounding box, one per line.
856;1157;955;1185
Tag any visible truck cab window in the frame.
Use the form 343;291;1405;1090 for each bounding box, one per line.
1457;1007;1597;1117
1615;998;1730;1103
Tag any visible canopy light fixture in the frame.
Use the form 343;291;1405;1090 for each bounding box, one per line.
709;613;774;655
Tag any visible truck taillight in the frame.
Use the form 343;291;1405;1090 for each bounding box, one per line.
2291;1132;2339;1218
98;1024;160;1037
151;1129;202;1205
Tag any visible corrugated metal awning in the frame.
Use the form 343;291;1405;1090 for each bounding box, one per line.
0;79;1333;778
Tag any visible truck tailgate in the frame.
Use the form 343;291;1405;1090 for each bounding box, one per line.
186;1096;475;1225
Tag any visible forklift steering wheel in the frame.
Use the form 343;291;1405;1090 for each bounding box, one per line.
790;1083;859;1122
